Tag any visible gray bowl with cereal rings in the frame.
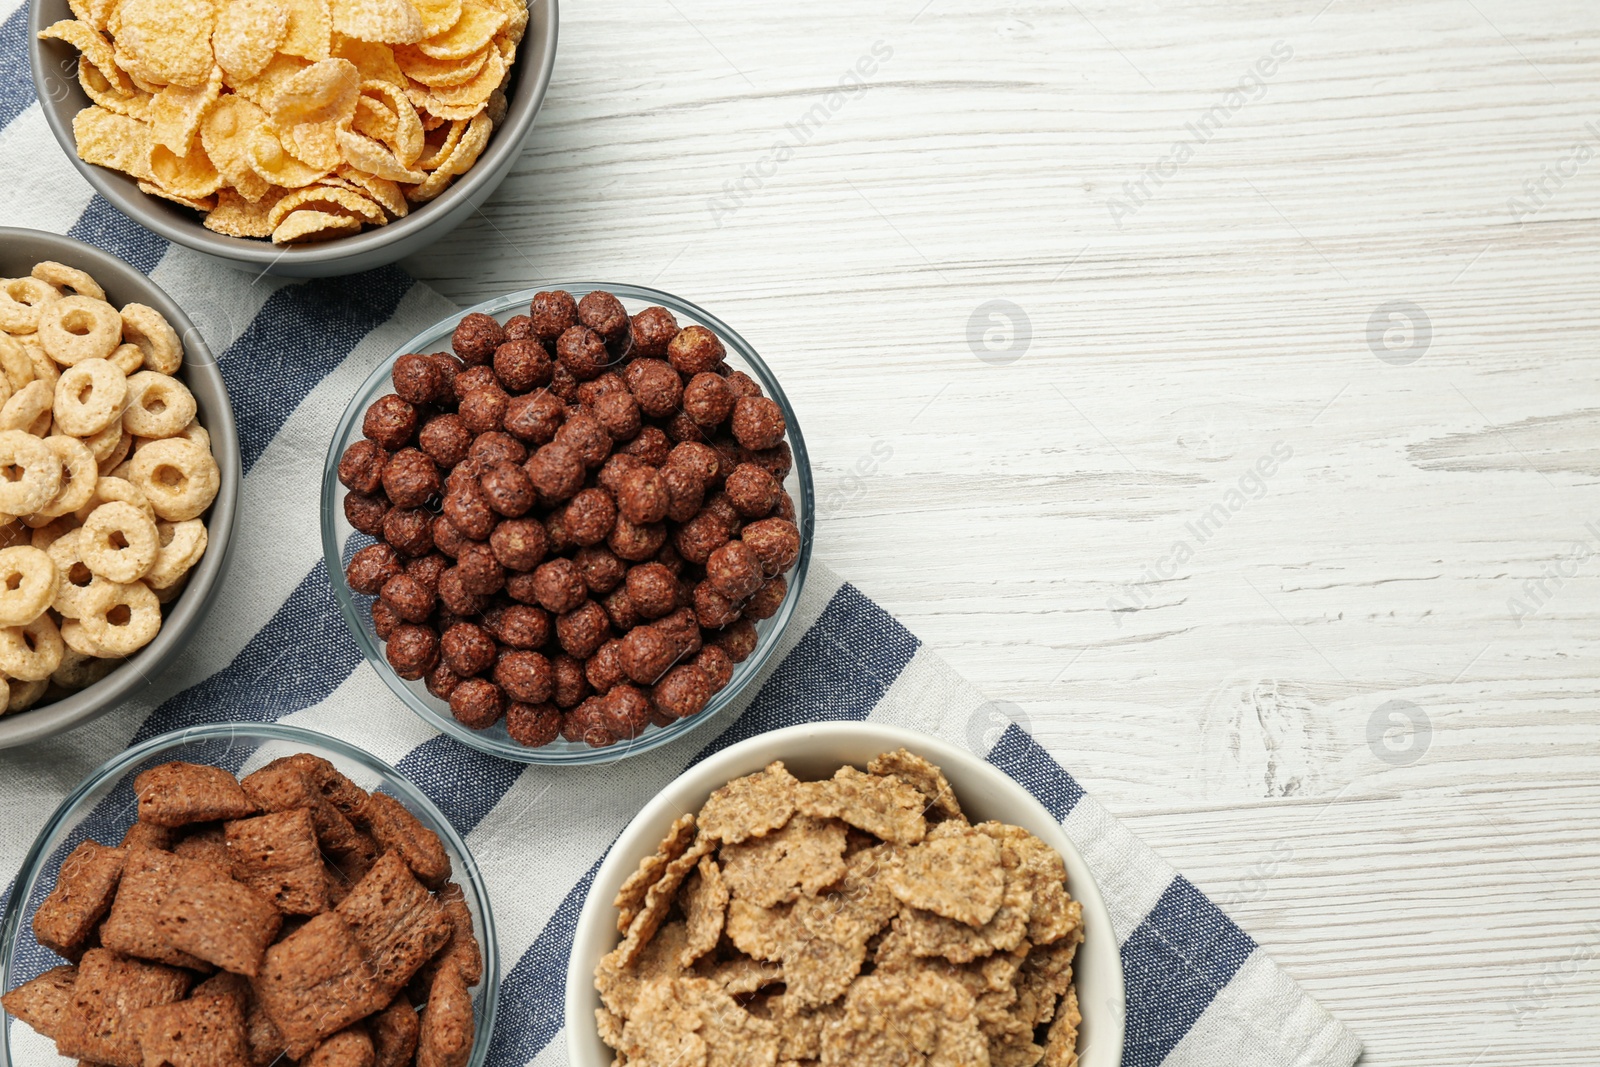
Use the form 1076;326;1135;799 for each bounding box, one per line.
0;228;238;749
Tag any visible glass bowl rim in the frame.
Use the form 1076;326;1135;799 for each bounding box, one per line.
0;722;501;1066
320;282;815;765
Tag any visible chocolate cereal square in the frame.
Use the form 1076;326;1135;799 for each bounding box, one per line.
100;849;212;970
409;882;482;1000
55;948;192;1067
172;825;232;873
336;852;451;997
158;873;283;977
302;1026;376;1066
225;809;330;916
416;964;474;1067
192;972;285;1067
0;964;78;1042
133;992;250;1067
371;996;420;1067
135;763;257;828
258;754;369;818
33;841;125;959
120;821;175;852
252;912;387;1059
359;793;451;890
240;761;364;856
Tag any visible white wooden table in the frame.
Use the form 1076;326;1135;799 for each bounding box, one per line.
408;1;1600;1062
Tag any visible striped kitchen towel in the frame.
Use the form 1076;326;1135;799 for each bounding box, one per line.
0;3;1360;1063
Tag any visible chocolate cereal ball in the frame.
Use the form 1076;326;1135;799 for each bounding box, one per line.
705;540;763;602
625;563;678;620
492;650;553;704
494;338;553;392
624;359;683;419
452;312;505;365
419;413;473;467
563;698;616;747
554;412;611;469
453;364;503;403
752;441;794;481
618;425;673;467
674;510;731;566
693;581;742;629
619;624;679;686
657;607;703;658
380;573;435;623
467;430;528;471
370;599;398;641
344;491;389;537
526;442;585;501
608;516;667;562
406;552;449;591
363;394;417;451
578;291;631;350
530;290;579;348
382;507;434;558
480;462;534;517
486;603;550;650
602;684;653;740
616;466;668;525
503;314;534;342
745;576;787;621
603;586;641;632
565;488;617;546
682;372;734;428
575;545;626;594
532;558;586;614
652;664;712;720
385;624;439;681
666;442;720;486
426;663;461;701
725;370;761;398
392;353;445;405
490;518;548;571
597;453;645;494
714;617;758;663
695;644;734;691
556;326;610;381
506;701;562;747
443;482;495;540
662;411;706;446
441;622;498;678
730;396;786;451
576;372;627;407
450;678;504;729
668;325;725;376
551;653;590;708
432;515;472;559
504;391;565;444
630;307;679;358
724;462;780;518
556;600;610;659
661;465;705;524
438;567;488;616
456;541;506;595
346;543;403;595
381;449;438;510
742;518;802;576
339;439;390;494
459;388;508;435
591;389;641;443
585;639;626;694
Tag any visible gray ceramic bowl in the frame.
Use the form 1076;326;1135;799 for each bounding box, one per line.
28;0;558;279
0;229;239;748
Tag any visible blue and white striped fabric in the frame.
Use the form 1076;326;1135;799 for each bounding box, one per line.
0;5;1361;1064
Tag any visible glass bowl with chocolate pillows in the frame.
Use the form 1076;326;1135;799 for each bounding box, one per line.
323;285;814;765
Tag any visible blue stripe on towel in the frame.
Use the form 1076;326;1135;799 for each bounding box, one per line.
68;195;169;275
1120;876;1257;1066
396;736;526;838
0;6;34;131
987;722;1086;821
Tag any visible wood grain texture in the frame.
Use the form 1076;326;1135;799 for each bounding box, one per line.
405;0;1600;1061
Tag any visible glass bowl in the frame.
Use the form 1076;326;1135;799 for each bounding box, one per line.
0;723;499;1067
322;284;814;765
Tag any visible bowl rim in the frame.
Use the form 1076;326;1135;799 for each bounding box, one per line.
0;227;240;749
320;282;816;766
0;721;501;1067
563;721;1128;1067
27;0;560;269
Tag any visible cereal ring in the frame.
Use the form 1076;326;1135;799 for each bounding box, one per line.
77;580;161;656
31;262;105;301
7;677;46;711
29;436;98;520
0;545;58;625
172;420;210;452
0;277;59;334
0;431;62;515
75;476;153;525
60;617;111;657
0;335;33;394
53;645;120;689
99;429;133;476
0;381;54;437
53;359;128;436
122;371;195;438
0;614;65;681
23;341;59;394
119;304;183;374
48;529;107;619
145;519;207;590
108;343;144;376
81;501;160;582
127;438;219;521
83;419;124;463
37;296;122;366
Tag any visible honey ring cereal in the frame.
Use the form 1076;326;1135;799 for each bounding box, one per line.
0;614;66;681
109;343;146;376
119;304;184;375
7;677;47;712
78;579;162;656
0;335;33;394
37;296;122;366
0;381;54;438
81;500;160;583
171;419;210;452
145;518;207;590
121;371;196;438
99;429;134;476
60;616;113;658
0;430;64;515
23;343;59;395
128;438;219;521
0;277;59;335
0;545;59;625
53;359;129;436
47;529;108;619
75;476;155;525
31;261;106;301
83;418;125;463
31;435;99;521
52;644;121;689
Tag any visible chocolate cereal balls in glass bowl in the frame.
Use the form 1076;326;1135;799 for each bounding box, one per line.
322;285;813;766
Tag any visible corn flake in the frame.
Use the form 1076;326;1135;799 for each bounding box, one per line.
203;187;287;236
113;0;217;88
72;106;153;181
271;208;363;243
78;64;150;120
336;127;425;182
886;828;1004;928
721;815;847;908
267;185;386;228
333;36;407;86
150;135;223;199
39;20;132;96
395;43;487;87
280;0;334;61
417;0;504;61
212;0;289;83
330;0;426;45
149;66;223;154
412;0;462;39
794;765;928;846
679;855;728;968
200;96;272;200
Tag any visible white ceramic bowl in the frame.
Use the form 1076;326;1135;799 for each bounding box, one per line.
566;722;1126;1067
